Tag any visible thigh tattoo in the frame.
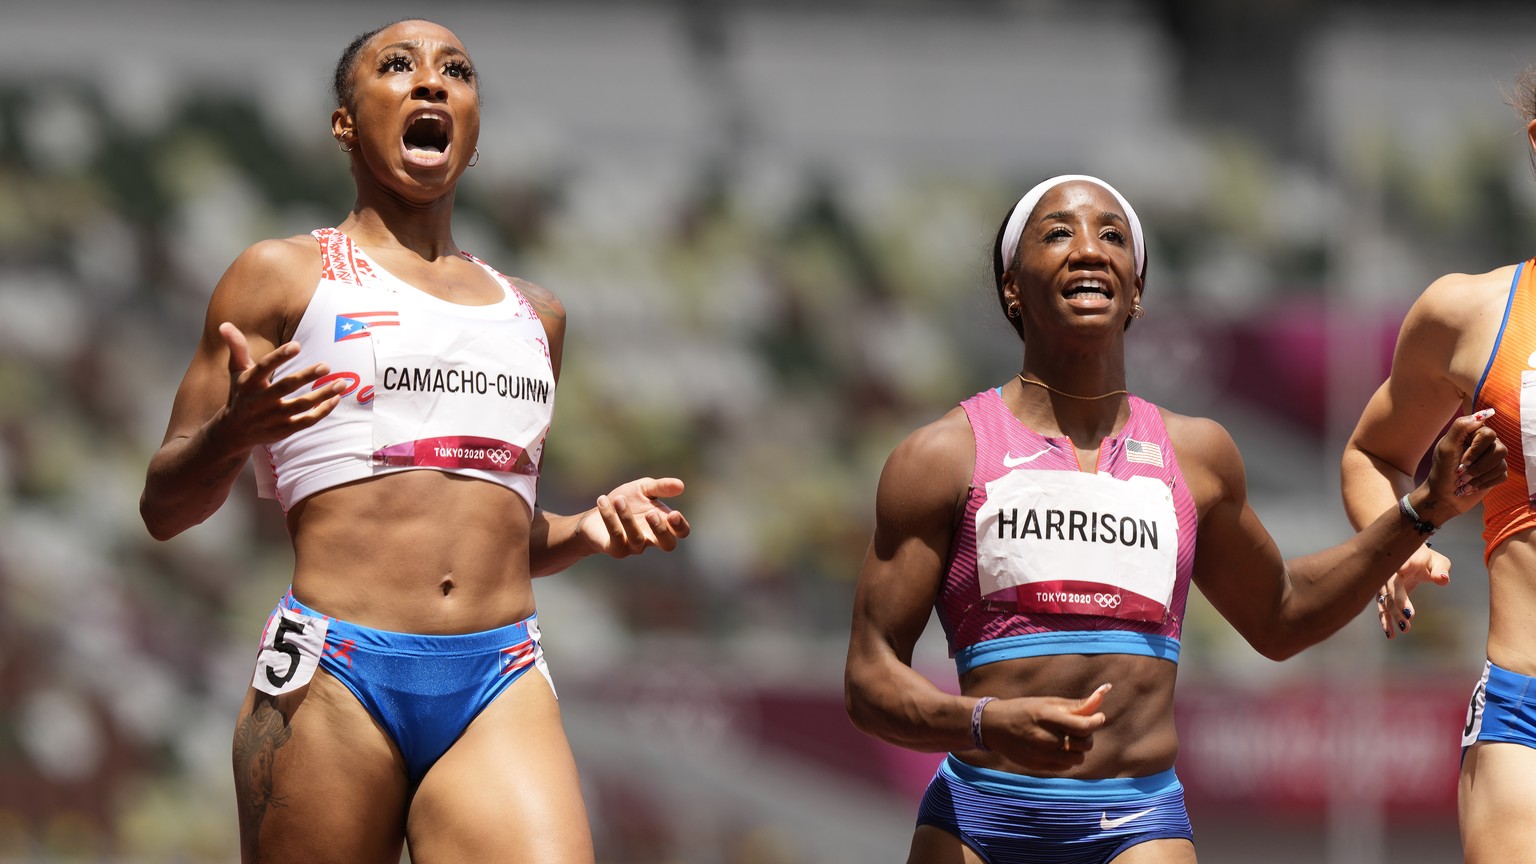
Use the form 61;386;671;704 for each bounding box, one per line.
234;694;292;858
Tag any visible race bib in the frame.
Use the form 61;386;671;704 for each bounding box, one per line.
252;607;329;696
370;325;553;474
1521;371;1536;501
975;470;1178;623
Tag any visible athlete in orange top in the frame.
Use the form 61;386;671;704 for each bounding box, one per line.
1341;66;1536;864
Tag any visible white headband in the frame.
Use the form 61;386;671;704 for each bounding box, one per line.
997;174;1145;281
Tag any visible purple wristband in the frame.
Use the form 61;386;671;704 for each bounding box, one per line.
971;696;996;751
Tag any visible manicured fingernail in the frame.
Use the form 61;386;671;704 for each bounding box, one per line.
1472;408;1496;422
1403;608;1413;619
1398;620;1407;631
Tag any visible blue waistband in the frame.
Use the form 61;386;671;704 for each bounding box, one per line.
956;631;1180;675
940;755;1182;801
280;590;534;654
1486;659;1536;692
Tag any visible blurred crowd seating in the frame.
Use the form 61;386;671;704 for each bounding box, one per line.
2;17;1534;858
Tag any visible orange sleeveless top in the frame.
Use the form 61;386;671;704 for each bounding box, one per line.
1472;260;1536;561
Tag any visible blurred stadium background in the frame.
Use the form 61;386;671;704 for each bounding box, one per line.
4;1;1536;861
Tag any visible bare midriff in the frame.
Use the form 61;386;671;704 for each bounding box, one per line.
958;652;1179;778
286;470;536;634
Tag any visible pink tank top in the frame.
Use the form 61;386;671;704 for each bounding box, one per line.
940;388;1198;674
254;228;554;512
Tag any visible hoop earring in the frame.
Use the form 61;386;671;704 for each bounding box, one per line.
336;139;353;153
1007;303;1021;319
1130;304;1145;320
467;148;480;167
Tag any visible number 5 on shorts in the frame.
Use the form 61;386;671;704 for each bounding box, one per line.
252;608;328;696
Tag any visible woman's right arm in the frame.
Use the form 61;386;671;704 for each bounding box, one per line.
1340;274;1486;632
843;412;1107;769
140;239;341;540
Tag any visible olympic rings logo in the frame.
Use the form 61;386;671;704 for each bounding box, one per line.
486;449;513;465
1094;593;1122;609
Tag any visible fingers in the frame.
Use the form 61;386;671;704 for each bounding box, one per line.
285;392;344;430
635;476;686;500
1426;550;1453;587
1457;425;1507;496
1054;687;1111;736
590;496;663;557
589;477;690;558
1042;695;1109;764
594;494;628;553
1380;547;1452;639
642;509;691;552
663;509;691;540
219;322;255;373
1451;407;1496;443
615;495;653;555
1071;683;1112;716
1376;588;1394;639
1449;409;1501;495
1384;573;1411;637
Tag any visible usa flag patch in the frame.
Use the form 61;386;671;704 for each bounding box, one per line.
1125;438;1164;467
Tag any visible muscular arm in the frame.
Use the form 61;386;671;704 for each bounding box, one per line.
140;239;336;540
1341;272;1506;527
1184;408;1498;661
1340;271;1511;633
844;412;1107;766
845;413;978;752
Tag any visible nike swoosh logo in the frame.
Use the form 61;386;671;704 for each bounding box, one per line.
1002;447;1052;468
1100;807;1155;830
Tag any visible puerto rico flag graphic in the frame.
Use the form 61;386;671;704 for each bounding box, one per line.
501;638;539;676
334;311;400;342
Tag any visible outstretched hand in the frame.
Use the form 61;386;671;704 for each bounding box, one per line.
980;683;1111;771
1375;543;1451;639
580;476;690;558
217;322;344;449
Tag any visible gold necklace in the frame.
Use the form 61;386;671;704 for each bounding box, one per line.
1016;372;1128;401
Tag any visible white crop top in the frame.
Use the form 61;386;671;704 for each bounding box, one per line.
254;228;554;512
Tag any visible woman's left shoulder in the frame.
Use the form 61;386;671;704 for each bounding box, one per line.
1153;405;1240;468
509;276;566;324
1153;405;1247;507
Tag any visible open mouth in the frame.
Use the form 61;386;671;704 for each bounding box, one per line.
402;111;451;162
1063;279;1112;301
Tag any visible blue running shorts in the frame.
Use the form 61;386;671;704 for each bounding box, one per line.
916;755;1194;864
253;590;552;784
1462;659;1536;752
